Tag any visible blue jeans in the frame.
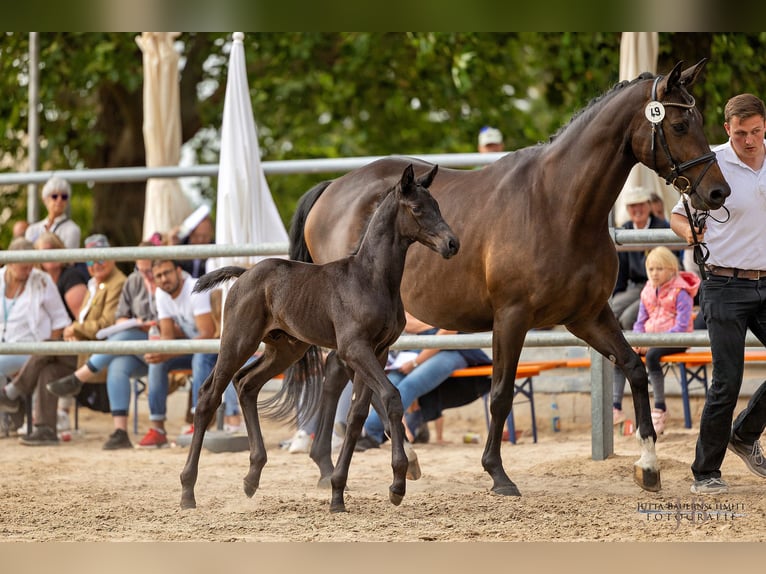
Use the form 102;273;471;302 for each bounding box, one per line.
363;350;468;444
189;353;240;417
693;276;766;480
148;353;238;421
85;328;148;416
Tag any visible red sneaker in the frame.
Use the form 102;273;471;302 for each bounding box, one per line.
138;428;169;448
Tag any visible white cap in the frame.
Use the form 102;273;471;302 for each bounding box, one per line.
623;187;652;206
478;127;503;147
177;204;211;241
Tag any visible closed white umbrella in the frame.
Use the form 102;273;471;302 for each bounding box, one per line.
615;32;669;226
136;32;193;240
207;32;288;272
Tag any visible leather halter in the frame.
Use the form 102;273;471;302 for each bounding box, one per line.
649;75;718;196
649;75;717;279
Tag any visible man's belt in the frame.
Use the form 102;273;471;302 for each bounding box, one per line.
706;265;766;280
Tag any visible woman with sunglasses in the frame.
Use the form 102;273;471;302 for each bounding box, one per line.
25;176;82;249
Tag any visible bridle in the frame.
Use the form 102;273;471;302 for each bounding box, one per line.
648;75;721;279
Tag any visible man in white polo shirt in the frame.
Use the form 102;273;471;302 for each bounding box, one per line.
671;93;766;494
138;259;217;448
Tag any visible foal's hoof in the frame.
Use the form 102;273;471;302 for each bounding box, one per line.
329;502;347;514
404;442;422;481
491;483;521;497
317;476;333;490
180;496;197;510
389;487;405;506
634;464;662;492
243;479;258;498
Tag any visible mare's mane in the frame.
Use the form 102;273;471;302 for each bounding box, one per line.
548;72;654;144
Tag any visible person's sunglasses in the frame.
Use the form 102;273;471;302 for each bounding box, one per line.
86;260;105;267
50;193;69;200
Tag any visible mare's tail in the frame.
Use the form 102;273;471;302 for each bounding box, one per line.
288;180;333;263
192;266;247;293
259;345;324;425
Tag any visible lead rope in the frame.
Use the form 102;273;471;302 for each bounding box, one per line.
680;194;709;280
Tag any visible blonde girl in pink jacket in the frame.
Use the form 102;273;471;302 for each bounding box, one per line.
613;246;700;435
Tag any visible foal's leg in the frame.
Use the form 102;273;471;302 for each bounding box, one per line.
235;341;309;498
340;344;410;507
568;304;660;492
180;351;253;509
310;351;353;488
330;381;372;513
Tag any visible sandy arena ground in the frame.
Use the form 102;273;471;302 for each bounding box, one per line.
2;387;764;547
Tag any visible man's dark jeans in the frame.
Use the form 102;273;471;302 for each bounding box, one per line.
693;275;766;480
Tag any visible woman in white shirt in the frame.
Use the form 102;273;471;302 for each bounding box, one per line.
0;238;71;382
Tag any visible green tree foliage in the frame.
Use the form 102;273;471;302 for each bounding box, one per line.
2;33;766;250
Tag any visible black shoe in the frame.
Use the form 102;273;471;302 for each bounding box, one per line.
355;435;381;452
19;425;59;446
0;386;20;413
103;428;133;450
413;422;430;444
46;374;83;398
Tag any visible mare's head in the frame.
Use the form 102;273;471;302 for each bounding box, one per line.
396;164;460;259
630;60;730;211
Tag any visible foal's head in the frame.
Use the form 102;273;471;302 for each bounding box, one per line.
396;164;460;259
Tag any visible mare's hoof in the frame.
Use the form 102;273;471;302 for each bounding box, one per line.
634;464;661;492
491;483;521;497
329;503;347;514
317;476;333;490
180;497;197;510
404;443;421;481
243;479;258;498
389;487;405;506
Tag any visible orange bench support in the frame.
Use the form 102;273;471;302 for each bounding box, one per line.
450;361;565;444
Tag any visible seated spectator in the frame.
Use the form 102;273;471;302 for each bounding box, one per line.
47;241;160;450
1;234;125;445
25;176;82;249
34;231;90;431
0;239;71;432
649;192;666;220
613;247;700;434
135;259;234;448
355;312;491;451
610;186;681;330
168;205;214;278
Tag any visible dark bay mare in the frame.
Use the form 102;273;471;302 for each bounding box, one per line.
290;60;730;496
179;164;460;513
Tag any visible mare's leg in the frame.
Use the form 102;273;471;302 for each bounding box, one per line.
482;307;527;496
235;340;309;498
329;381;371;513
310;351;353;488
568;304;660;492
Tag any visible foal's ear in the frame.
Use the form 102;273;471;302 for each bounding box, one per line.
417;164;439;189
401;164;415;190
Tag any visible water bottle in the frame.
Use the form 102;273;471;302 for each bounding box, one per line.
551;399;561;432
148;324;160;341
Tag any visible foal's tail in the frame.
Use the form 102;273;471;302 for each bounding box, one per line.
192;266;247;293
259;345;324;425
288;180;333;263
